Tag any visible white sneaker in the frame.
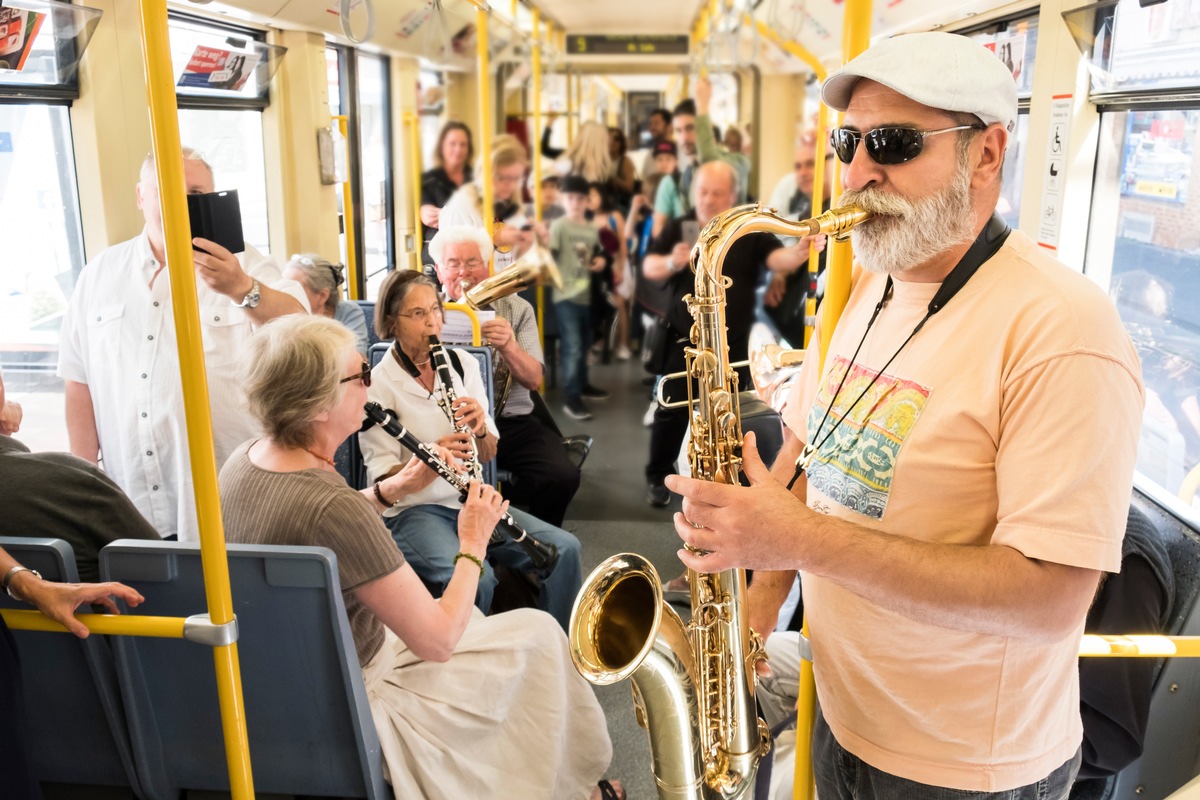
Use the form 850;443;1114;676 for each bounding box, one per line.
643;400;657;427
616;346;632;361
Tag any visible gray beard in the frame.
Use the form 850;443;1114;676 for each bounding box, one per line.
840;162;977;275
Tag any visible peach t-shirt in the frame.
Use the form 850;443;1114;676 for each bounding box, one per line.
781;230;1143;791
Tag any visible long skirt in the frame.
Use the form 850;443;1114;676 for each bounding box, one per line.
363;607;611;799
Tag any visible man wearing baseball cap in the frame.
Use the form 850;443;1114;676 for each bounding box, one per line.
666;32;1144;799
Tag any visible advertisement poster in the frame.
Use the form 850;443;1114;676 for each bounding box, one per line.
176;45;260;92
0;7;45;72
983;32;1027;84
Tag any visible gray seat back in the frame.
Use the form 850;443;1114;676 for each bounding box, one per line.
1111;495;1200;799
100;540;390;800
0;536;142;796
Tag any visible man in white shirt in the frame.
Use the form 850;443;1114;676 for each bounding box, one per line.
57;149;308;540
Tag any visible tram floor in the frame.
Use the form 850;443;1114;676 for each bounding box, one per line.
544;354;691;799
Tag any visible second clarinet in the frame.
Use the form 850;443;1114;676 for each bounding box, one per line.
361;402;559;571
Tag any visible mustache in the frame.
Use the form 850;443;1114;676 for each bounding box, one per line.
839;187;914;217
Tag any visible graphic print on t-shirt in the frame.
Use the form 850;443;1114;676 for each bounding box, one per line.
805;356;931;519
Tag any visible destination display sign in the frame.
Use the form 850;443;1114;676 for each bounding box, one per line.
569;35;690;56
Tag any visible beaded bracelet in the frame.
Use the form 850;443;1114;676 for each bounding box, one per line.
454;552;484;576
373;482;398;509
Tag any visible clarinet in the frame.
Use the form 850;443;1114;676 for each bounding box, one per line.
427;335;484;482
361;402;558;571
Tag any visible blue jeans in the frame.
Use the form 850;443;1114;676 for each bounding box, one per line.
383;504;582;631
813;709;1082;800
555;300;591;403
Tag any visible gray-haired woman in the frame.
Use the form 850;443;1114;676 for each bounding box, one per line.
219;314;617;800
283;254;370;353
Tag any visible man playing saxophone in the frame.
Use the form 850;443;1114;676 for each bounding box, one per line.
432;226;582;527
668;33;1143;800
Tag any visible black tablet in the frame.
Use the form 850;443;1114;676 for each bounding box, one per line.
187;190;245;255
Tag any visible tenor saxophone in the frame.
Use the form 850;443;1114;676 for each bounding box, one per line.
569;203;870;800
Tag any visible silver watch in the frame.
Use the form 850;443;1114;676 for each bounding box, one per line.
3;565;41;600
235;278;261;309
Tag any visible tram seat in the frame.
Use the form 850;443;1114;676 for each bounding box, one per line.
739;391;785;468
356;301;383;349
1109;496;1200;800
100;540;392;800
0;536;143;797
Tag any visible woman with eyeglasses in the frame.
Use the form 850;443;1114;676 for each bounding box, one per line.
357;269;585;632
219;313;615;800
440;135;536;272
283;253;369;353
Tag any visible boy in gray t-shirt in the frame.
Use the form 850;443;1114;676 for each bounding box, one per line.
549;175;608;420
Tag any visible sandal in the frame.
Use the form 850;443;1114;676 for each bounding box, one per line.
596;778;626;800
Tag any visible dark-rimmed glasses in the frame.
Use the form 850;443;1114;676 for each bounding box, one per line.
339;362;371;388
829;125;983;166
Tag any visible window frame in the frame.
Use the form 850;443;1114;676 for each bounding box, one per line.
327;42;395;299
168;11;271;112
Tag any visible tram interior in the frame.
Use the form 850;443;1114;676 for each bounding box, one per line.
3;0;1200;797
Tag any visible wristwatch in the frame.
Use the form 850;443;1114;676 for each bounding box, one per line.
235;279;261;309
3;565;41;600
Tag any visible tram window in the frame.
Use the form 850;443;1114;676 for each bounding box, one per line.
1085;0;1200;95
997;113;1029;230
963;15;1037;228
356;52;394;298
1087;109;1200;523
0;103;83;453
177;109;270;254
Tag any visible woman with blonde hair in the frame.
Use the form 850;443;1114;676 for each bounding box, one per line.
219;313;618;800
440;134;534;271
561;121;613;186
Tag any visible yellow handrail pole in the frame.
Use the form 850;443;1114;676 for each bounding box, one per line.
0;611;187;638
443;302;483;346
475;2;495;274
804;103;830;348
403;111;423;270
792;3;872;798
1080;635;1200;658
137;2;254;798
745;15;829;348
532;10;547;353
334;115;360;297
821;0;871;373
567;69;577;140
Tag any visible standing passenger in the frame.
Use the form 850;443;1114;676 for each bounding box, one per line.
58;149;308;540
667;32;1144;800
419;121;473;268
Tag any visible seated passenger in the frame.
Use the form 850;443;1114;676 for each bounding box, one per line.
432;226;581;527
283;253;369;353
219;313;614;799
0;371;160;581
358;270;584;630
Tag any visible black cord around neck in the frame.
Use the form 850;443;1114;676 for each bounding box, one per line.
786;215;1010;491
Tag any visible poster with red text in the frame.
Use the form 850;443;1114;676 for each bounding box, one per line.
0;7;45;72
177;45;260;92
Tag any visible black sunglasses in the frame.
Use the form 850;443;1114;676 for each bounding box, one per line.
339;362;371;388
829;125;982;166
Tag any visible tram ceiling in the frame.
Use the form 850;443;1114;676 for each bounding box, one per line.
178;0;1035;75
